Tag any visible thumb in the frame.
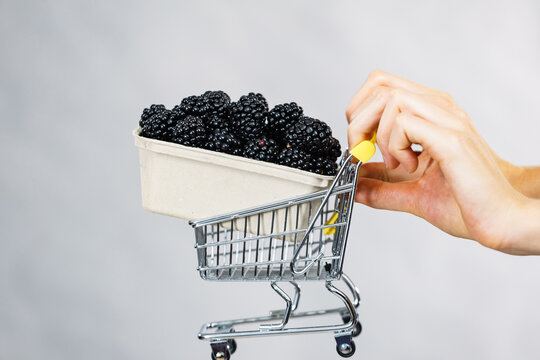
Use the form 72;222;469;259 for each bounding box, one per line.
355;177;418;214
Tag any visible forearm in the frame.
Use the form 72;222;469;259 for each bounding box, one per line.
497;158;540;199
515;167;540;199
508;197;540;255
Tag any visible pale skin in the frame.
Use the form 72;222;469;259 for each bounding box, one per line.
346;70;540;255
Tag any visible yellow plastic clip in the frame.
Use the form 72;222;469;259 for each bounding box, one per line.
323;212;340;235
350;132;377;163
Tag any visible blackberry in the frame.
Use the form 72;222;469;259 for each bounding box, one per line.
230;93;268;141
139;104;167;128
171;115;206;147
171;94;209;120
312;156;338;176
327;137;342;161
140;110;176;140
276;147;313;171
285;116;333;155
203;90;231;119
205;114;231;132
267;102;303;139
242;137;279;163
249;92;269;111
204;129;243;155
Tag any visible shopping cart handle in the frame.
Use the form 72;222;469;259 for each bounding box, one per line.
350;133;377;163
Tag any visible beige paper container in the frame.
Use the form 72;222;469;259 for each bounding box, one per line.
134;129;333;235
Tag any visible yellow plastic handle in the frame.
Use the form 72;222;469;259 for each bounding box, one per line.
350;133;377;163
323;212;340;235
322;133;377;237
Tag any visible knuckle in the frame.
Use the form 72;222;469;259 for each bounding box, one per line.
457;109;470;121
395;113;408;127
368;69;386;82
444;131;464;153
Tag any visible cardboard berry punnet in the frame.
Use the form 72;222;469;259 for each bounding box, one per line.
134;128;334;235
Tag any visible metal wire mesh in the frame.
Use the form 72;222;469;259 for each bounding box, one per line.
191;155;359;281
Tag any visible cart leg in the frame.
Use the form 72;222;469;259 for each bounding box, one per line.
289;281;301;312
259;281;292;331
268;281;301;317
340;273;361;308
326;279;359;356
339;273;362;337
325;280;357;330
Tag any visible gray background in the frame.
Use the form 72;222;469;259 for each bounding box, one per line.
1;0;539;359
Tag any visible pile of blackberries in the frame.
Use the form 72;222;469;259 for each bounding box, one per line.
139;91;341;175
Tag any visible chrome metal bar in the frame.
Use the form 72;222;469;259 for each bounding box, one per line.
197;256;341;272
195;222;346;249
198;278;358;340
190;184;354;227
290;154;357;274
341;273;361;308
259;282;292;331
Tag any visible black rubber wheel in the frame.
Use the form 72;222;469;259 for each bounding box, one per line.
336;340;356;358
211;349;231;360
352;321;362;337
228;339;237;354
342;315;351;324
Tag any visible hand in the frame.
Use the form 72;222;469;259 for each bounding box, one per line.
346;70;540;255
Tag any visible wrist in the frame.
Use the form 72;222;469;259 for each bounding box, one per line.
505;196;540;255
498;158;525;189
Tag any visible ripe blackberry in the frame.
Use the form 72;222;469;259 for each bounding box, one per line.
312;156;338;176
276;147;313;171
171;115;206;147
139;104;167;128
230;93;268;141
285;116;333;155
204;129;243;155
327;137;342;161
140;110;176;140
243;137;278;163
267;102;303;139
205;114;231;132
203;90;231;119
171;94;209;120
249;92;269;111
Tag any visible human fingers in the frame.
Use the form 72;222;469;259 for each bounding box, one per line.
376;94;400;168
346;70;455;122
387;113;429;173
373;89;462;170
378;106;456;167
355;177;419;214
347;88;389;149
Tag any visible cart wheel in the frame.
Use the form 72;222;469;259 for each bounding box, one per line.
211;349;231;360
336;340;356;358
227;339;237;354
341;314;351;324
341;314;361;337
352;321;362;337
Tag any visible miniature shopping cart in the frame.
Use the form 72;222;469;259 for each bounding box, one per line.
189;137;377;359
